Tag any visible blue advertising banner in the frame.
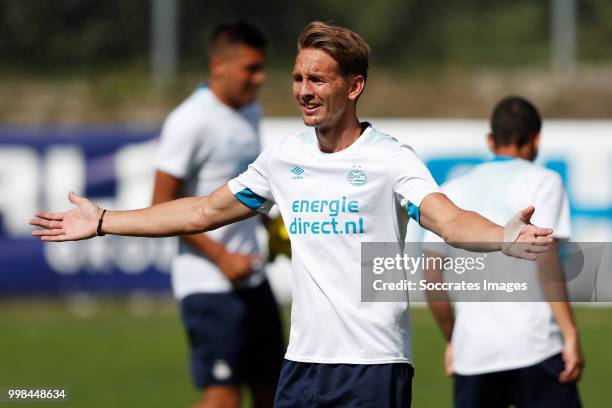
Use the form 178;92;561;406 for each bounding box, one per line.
0;126;176;294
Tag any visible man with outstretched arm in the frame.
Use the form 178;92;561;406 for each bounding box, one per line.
32;22;552;408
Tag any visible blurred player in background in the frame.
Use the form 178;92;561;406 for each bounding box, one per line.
31;23;555;407
424;96;583;407
151;21;283;408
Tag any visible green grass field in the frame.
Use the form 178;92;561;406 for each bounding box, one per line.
0;300;610;407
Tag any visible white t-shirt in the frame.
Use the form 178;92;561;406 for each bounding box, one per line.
157;86;265;299
423;157;571;375
228;124;440;364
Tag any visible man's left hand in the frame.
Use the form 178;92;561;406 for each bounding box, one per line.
502;206;554;260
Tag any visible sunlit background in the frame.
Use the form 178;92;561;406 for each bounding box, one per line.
1;1;611;406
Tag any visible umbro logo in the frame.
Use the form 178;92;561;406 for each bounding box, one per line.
291;166;304;180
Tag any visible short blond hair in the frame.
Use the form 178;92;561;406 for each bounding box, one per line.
298;21;370;81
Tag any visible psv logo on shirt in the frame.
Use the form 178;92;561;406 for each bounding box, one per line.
347;165;367;186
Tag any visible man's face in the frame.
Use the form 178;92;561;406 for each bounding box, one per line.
214;44;266;107
292;48;354;129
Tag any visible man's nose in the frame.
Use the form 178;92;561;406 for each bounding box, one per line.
299;80;314;98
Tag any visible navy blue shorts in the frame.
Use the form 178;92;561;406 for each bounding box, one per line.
274;359;414;408
180;280;284;388
454;353;581;408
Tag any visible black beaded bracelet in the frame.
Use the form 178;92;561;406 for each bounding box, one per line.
96;209;107;237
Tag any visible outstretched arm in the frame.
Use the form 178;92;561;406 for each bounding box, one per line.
30;185;255;242
419;192;553;260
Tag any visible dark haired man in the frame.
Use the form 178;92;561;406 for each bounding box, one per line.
152;21;282;408
425;96;583;408
32;23;554;407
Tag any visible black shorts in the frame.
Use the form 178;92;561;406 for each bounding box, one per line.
454;353;582;408
274;359;414;408
180;280;284;388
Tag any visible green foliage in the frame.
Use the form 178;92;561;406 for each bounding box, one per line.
579;0;612;61
0;0;611;74
0;1;149;70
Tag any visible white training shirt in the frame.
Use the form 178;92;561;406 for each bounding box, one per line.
157;86;265;299
228;124;440;364
423;157;571;375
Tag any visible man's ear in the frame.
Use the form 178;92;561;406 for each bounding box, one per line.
486;133;496;153
533;132;541;151
347;75;366;101
209;55;226;78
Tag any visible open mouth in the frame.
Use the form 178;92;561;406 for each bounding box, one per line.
300;102;321;115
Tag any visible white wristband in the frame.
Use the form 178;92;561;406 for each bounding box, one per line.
501;210;527;255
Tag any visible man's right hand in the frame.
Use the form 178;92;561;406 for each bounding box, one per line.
30;191;102;242
216;251;260;282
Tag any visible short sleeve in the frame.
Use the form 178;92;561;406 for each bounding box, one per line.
227;147;275;214
531;172;571;239
156;110;201;179
389;145;440;222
